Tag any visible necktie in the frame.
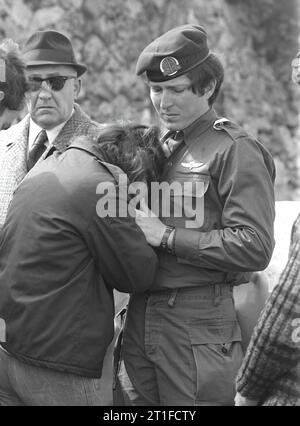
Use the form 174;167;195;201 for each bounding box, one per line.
27;129;48;170
163;131;184;157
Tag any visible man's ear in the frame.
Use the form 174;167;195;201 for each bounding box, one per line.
74;78;81;99
204;80;216;99
0;91;5;103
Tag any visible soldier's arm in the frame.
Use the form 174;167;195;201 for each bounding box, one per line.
174;132;276;272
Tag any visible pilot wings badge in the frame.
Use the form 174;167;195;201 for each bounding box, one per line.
181;161;205;171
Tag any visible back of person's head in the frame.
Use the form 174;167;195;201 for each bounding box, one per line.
96;123;165;186
0;39;26;114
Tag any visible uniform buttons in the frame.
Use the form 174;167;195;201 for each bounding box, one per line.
221;345;228;354
167;161;173;167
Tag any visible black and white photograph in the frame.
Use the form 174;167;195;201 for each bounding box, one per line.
0;0;299;410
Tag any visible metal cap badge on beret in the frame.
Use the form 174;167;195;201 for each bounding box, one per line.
136;24;211;82
22;30;87;77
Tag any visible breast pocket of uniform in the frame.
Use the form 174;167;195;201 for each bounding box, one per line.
168;174;210;230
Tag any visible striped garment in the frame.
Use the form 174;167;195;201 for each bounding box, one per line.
236;213;300;406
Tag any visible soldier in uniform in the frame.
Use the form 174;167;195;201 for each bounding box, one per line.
117;24;276;406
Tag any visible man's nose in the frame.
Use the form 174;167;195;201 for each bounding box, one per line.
38;81;52;99
160;90;173;109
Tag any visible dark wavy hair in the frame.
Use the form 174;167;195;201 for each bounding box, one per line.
0;39;27;114
186;53;224;106
95;122;165;186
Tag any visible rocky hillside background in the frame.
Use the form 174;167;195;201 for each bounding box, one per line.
0;0;299;200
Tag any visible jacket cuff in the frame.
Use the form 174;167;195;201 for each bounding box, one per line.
174;227;200;260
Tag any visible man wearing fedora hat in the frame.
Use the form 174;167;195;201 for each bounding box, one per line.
0;30;100;230
116;24;276;406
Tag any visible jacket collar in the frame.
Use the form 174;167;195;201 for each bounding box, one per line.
66;137;125;182
49;104;91;152
66;137;103;161
182;108;218;148
3;103;88;150
3;114;30;148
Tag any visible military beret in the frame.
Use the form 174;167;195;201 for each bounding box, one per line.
136;24;211;82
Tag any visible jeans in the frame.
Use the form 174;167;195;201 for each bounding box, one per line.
0;347;108;406
118;284;243;406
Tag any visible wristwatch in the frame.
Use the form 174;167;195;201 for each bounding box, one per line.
160;225;176;255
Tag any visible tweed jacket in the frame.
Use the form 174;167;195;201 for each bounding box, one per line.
0;104;101;229
236;213;300;406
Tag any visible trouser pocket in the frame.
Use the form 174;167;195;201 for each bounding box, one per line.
188;319;243;406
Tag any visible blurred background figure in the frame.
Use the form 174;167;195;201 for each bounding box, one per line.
233;49;300;352
291;51;300;85
235;212;300;406
235;51;300;407
0;38;26;130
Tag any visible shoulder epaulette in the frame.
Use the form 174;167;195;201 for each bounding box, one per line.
213;117;231;130
213;117;248;142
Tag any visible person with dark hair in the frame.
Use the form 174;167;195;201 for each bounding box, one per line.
95;123;165;187
0;38;26;129
0;30;101;231
184;54;224;106
0;123;163;406
116;24;276;406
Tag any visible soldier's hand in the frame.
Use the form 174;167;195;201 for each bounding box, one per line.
135;198;166;247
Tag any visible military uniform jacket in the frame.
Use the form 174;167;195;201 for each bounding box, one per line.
0;104;101;230
153;108;276;289
236;214;300;406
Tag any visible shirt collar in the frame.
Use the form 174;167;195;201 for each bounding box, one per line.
28;108;75;150
182;108;218;148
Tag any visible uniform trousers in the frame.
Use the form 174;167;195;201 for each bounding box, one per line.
117;284;243;406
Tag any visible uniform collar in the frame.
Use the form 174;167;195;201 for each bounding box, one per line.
182;108;218;148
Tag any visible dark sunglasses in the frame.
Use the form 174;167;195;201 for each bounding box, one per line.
26;76;76;92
